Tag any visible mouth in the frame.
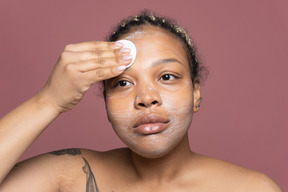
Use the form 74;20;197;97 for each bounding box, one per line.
133;113;170;135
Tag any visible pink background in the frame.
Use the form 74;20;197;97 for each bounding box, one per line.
0;0;287;190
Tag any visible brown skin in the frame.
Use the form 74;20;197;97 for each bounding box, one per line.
0;26;282;191
105;26;197;160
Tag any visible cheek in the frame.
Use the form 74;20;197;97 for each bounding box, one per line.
162;81;194;133
106;98;141;147
106;96;131;122
162;80;194;115
105;94;136;137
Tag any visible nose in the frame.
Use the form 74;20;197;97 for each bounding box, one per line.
134;86;162;109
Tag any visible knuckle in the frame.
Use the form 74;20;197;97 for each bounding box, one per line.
116;56;124;64
114;48;119;55
73;92;84;102
97;56;105;65
94;49;102;57
81;85;90;92
111;66;121;76
64;44;73;51
110;68;118;76
60;51;70;60
64;63;75;73
95;69;104;78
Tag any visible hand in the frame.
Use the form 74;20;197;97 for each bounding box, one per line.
40;41;130;113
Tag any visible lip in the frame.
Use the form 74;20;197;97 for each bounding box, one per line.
133;113;170;135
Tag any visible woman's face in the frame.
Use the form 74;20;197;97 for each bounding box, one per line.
105;26;198;158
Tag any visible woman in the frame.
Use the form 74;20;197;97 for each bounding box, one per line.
0;12;282;191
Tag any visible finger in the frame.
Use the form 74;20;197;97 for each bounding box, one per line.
60;48;129;63
64;41;122;52
83;65;127;84
74;56;131;72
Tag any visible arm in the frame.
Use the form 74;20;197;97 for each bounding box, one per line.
0;149;91;192
0;41;130;184
0;91;60;184
0;153;64;192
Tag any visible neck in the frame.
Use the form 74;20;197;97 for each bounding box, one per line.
129;133;193;183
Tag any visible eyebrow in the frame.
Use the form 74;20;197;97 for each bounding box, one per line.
152;58;183;67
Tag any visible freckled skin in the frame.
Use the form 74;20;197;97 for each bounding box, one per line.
105;26;195;158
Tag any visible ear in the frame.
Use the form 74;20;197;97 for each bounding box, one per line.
193;78;201;113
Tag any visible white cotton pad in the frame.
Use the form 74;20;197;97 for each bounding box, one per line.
116;39;137;68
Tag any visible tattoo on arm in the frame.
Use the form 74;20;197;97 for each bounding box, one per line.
50;148;101;191
82;157;99;192
49;148;82;156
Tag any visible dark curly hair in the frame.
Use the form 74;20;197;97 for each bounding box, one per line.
106;10;208;86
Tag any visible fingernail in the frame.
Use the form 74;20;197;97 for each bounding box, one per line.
123;55;133;61
114;42;124;48
120;48;131;53
117;65;126;72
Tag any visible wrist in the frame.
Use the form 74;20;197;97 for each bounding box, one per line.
33;89;62;117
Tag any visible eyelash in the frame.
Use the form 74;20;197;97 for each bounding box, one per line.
113;80;132;88
160;74;179;81
113;73;180;88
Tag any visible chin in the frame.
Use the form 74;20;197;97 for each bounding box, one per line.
123;133;185;159
112;115;192;159
129;145;173;159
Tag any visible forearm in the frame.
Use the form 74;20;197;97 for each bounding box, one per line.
0;92;60;183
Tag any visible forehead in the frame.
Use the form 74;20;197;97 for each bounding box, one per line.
120;25;183;46
120;25;189;65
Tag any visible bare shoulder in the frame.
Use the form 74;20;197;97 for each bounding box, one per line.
247;171;283;192
190;153;282;192
0;148;100;192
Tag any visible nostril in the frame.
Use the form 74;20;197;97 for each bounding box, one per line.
138;103;145;107
137;100;159;108
151;100;158;105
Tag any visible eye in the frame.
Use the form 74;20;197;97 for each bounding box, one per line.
160;74;178;81
114;80;132;87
